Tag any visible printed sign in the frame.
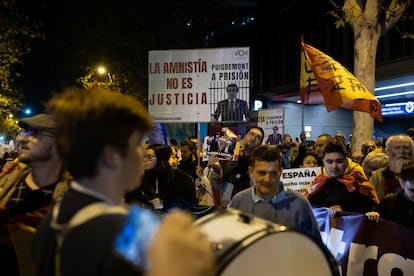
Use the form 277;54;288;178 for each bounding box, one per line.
314;207;414;276
280;167;321;194
148;47;250;122
201;126;240;161
257;108;284;145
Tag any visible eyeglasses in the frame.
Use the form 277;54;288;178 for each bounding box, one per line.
144;154;156;160
20;129;54;138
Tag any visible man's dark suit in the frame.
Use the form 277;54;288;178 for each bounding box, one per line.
213;99;249;122
266;133;282;145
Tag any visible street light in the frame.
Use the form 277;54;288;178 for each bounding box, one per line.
79;65;118;90
23;108;32;116
96;66;113;83
97;66;106;75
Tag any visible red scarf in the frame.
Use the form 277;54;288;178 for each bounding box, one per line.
307;158;380;204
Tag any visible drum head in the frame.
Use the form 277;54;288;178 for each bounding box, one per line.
221;230;337;276
195;209;339;276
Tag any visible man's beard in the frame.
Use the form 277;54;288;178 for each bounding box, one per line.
389;157;411;174
19;150;52;164
18;152;34;164
242;142;256;155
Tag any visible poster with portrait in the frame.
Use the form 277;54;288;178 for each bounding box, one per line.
201;126;240;161
148;47;250;123
257;108;284;145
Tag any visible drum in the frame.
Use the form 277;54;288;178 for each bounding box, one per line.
195;208;340;276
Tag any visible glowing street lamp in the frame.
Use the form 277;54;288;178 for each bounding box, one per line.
23;108;32;116
96;66;113;83
97;66;106;75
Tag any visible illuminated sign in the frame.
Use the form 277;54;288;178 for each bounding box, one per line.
253;99;263;110
381;101;414;116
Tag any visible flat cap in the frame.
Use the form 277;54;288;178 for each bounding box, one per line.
18;114;55;133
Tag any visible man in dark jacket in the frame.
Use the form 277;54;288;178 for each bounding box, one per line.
265;126;282;145
178;140;198;182
208;126;264;205
213;83;249;122
379;160;414;229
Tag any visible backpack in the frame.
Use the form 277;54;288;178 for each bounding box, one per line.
50;202;128;276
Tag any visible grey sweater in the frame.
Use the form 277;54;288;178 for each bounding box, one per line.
229;186;322;242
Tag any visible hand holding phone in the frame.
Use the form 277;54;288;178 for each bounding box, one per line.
114;207;214;275
113;206;160;269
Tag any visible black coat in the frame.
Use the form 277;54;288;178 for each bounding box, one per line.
380;190;414;229
308;178;378;214
126;167;196;212
213;99;249;122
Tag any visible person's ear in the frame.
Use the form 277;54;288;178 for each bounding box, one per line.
99;145;121;169
248;165;254;177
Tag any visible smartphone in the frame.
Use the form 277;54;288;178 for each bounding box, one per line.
113;205;160;269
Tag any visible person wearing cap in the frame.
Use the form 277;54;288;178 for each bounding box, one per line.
0;113;71;275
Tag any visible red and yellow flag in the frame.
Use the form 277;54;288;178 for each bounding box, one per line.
300;46;324;104
300;40;382;122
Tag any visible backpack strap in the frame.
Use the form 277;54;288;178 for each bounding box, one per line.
51;202;127;230
50;202;128;276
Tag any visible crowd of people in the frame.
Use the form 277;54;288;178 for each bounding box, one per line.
0;88;214;276
1;86;414;275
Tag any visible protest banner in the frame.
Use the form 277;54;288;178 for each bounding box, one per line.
257;108;284;145
314;207;414;276
201;126;240;161
280;167;321;194
148;47;250;123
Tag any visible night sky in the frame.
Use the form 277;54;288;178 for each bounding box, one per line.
19;0;259;114
17;0;414;115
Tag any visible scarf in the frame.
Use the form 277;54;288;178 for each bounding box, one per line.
307;158;380;204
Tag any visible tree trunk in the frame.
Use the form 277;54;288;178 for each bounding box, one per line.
343;0;412;160
351;28;380;160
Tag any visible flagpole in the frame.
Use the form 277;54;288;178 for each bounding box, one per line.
300;35;305;134
301;103;304;132
197;122;201;167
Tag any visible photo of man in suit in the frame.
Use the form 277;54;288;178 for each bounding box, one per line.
212;83;249;122
266;125;282;145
